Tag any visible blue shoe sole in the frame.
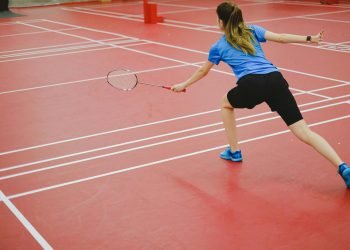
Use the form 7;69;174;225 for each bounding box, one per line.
231;158;243;162
220;155;243;162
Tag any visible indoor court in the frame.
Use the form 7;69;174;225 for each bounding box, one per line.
1;0;350;249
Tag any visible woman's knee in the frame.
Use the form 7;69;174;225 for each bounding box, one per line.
289;120;313;143
221;95;233;109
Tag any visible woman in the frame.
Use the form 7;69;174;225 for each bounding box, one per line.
171;2;349;188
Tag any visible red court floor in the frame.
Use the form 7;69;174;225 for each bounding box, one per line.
1;0;349;249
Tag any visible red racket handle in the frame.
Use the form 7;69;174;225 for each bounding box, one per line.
163;86;186;92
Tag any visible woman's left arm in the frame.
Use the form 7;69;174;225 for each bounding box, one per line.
264;30;324;44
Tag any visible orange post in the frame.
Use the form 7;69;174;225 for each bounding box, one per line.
143;0;164;24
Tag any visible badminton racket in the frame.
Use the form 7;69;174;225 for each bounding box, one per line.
107;69;186;92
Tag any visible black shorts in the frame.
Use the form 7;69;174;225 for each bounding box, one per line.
227;71;303;126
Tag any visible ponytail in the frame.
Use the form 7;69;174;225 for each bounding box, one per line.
217;2;256;55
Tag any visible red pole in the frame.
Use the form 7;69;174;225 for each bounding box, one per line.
143;0;164;24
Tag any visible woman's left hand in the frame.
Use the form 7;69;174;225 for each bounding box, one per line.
312;31;324;44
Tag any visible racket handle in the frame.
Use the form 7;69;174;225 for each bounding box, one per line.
163;86;186;92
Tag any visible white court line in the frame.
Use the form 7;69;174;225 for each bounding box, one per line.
0;44;118;63
0;20;348;156
156;2;212;9
74;0;146;9
1;93;349;157
299;16;350;24
0;100;347;180
64;3;350;27
292;43;350;54
0;37;126;55
317;41;350;52
15;21;208;69
0;18;348;151
244;9;350;24
66;0;278;20
311;82;350;93
278;1;350;8
40;18;209;55
0;38;138;59
45;16;350;55
0;191;53;250
0;19;45;26
289;87;331;99
70;6;210;25
279;67;350;85
0;122;222;172
0;1;348;195
0;27;79;38
0;40;150;63
1;99;347;174
1;58;348;95
0;61;205;95
8;18;210;58
0;98;216;155
6;114;350;200
320;40;350;46
57;7;350;56
1;19;349;94
4;16;349;68
0;37;131;56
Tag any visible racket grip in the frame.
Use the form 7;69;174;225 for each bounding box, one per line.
163;86;186;92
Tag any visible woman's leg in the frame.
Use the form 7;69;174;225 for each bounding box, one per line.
221;95;239;152
288;119;343;168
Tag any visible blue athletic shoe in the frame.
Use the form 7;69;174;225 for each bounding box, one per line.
220;147;243;162
338;163;350;188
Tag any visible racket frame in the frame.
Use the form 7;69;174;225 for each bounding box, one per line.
107;69;138;91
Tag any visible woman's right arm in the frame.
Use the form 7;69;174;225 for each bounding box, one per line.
171;61;214;92
264;30;324;44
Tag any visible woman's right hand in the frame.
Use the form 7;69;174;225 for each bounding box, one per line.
171;82;187;93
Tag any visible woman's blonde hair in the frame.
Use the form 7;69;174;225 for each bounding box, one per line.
216;2;256;55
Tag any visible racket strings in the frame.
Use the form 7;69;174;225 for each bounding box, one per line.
107;69;138;90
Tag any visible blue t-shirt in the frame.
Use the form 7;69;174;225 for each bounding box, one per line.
208;25;278;79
